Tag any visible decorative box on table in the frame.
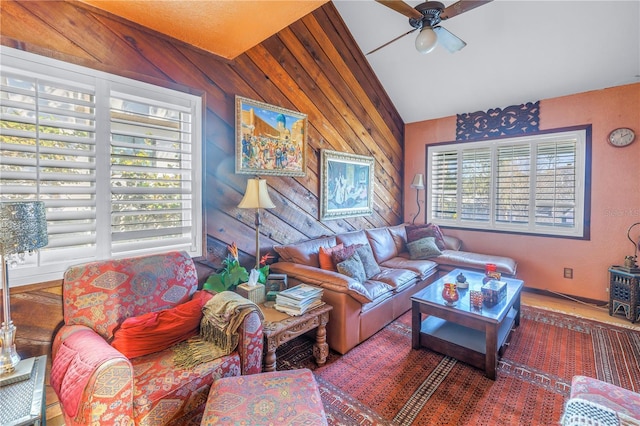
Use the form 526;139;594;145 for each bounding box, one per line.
236;283;266;304
482;280;507;306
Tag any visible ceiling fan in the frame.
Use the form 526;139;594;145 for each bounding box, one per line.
368;0;493;55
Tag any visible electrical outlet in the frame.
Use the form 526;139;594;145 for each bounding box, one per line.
564;268;573;279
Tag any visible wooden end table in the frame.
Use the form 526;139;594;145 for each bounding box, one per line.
261;303;332;372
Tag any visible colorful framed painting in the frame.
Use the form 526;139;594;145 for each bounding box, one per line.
235;96;307;177
320;149;375;220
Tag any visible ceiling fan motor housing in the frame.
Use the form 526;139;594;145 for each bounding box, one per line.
409;1;445;29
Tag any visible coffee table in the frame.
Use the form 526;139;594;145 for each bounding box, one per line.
261;303;332;372
411;268;524;380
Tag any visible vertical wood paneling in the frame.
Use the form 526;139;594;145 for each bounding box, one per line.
1;0;405;363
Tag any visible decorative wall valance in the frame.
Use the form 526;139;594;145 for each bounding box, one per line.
456;101;539;141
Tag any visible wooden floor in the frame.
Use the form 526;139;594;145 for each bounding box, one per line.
43;290;639;425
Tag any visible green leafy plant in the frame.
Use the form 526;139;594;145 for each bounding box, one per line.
204;243;274;293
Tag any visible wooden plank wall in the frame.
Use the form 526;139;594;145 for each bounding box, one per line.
0;0;405;360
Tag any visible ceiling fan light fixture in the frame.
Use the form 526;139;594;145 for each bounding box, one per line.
415;27;438;54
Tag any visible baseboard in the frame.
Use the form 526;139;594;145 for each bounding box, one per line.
522;287;607;308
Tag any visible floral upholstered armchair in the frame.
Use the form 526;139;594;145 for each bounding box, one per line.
51;251;263;425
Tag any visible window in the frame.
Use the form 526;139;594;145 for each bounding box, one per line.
427;126;591;238
0;47;203;286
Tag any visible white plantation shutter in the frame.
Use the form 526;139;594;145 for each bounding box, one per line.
427;128;588;238
0;47;202;286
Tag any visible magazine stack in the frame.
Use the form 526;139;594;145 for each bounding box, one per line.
274;284;324;316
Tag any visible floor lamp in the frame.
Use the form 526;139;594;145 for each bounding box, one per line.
0;201;48;375
410;174;425;224
238;178;275;270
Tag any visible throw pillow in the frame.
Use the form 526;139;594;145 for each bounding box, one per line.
331;244;359;265
111;290;212;358
356;243;381;279
336;252;367;283
407;236;442;260
319;243;344;271
405;223;446;250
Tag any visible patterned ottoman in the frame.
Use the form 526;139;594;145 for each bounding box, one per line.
201;368;327;425
561;375;640;425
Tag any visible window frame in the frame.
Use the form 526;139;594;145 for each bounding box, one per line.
0;47;205;287
425;125;592;239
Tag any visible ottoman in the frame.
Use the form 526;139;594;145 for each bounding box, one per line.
201;368;328;425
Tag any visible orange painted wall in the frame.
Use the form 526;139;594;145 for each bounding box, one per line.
404;83;640;301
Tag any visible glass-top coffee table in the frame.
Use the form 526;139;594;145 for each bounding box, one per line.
411;268;524;380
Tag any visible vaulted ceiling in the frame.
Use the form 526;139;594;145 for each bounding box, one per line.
78;0;640;124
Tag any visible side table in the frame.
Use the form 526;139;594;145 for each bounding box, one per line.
609;267;640;323
0;355;47;426
261;303;332;372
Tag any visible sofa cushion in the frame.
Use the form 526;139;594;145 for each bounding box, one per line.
406;223;446;250
356;243;382;279
365;227;399;264
319;243;344;271
407;236;442;260
273;236;337;267
332;244;359;264
434;250;517;276
380;256;438;281
443;235;462;251
337;253;367;283
371;267;417;291
336;230;369;247
388;224;408;254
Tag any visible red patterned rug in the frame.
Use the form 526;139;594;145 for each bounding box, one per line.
276;305;640;425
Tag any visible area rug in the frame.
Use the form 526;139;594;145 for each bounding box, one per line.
276;305;640;425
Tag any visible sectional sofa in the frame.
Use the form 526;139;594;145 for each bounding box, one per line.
270;223;517;354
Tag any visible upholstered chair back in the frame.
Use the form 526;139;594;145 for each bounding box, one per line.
62;250;198;341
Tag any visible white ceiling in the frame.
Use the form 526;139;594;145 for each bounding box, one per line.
332;0;640;123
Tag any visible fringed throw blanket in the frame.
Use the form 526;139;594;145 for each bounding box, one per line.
174;291;263;368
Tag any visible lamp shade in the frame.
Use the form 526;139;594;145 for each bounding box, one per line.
410;174;425;190
415;27;438;54
0;201;48;256
238;178;275;209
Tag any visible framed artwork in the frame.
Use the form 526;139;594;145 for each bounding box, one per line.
235;96;307;177
320;149;375;220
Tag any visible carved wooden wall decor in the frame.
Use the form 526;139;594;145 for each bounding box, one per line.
456;101;540;141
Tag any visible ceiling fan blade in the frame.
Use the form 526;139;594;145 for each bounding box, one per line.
441;0;492;20
375;0;423;20
366;28;418;55
433;26;467;53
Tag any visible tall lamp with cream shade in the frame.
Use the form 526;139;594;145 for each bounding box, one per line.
410;174;425;224
238;178;275;270
0;201;48;375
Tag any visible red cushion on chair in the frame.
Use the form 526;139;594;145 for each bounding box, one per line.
319;244;344;271
111;290;213;358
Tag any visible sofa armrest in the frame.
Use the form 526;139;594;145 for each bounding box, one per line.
236;310;264;375
270;262;374;303
51;325;134;425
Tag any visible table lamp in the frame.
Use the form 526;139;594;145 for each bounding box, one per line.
238;178;275;270
0;201;48;375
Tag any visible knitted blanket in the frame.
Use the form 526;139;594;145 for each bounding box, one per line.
174;291;263;368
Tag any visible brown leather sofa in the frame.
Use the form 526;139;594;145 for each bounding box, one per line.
270;224;517;354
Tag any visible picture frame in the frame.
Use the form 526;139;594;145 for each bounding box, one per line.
235;95;307;177
320;149;375;220
265;273;288;293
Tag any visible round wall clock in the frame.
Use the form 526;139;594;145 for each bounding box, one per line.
608;127;635;147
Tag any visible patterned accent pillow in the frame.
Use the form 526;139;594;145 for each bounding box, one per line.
319;244;344;271
405;223;446;250
356;244;381;279
336;252;367;283
407;236;442;260
331;244;359;265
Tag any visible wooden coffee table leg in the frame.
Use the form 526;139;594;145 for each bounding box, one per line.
485;324;498;380
312;312;330;366
264;337;277;372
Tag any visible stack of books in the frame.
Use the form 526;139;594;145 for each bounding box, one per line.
275;284;323;316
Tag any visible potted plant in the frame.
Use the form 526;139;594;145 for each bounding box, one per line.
204;242;273;293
